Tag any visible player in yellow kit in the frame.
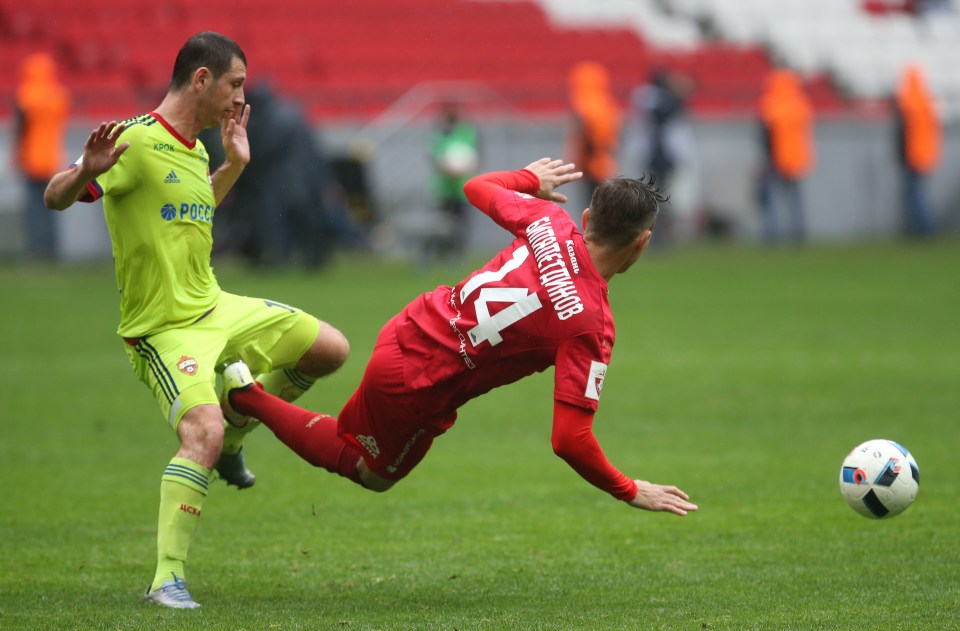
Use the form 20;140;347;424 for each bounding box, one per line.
43;32;349;609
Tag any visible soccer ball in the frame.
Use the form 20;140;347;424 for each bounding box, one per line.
839;439;919;519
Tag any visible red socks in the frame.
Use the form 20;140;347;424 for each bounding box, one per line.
230;386;363;484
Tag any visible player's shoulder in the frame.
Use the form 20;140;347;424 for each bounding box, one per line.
504;190;572;223
116;113;162;141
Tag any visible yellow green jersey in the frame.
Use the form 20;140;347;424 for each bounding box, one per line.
79;112;221;338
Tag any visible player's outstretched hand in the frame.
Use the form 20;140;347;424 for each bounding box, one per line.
524;157;583;204
222;103;251;168
627;480;698;516
79;121;129;177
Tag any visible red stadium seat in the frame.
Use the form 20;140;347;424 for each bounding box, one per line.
0;0;849;121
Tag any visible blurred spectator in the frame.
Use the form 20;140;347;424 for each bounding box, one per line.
894;64;941;237
567;61;621;203
203;83;364;267
863;0;952;14
757;69;815;244
427;100;479;261
629;68;696;243
912;0;954;14
14;52;70;261
330;141;378;242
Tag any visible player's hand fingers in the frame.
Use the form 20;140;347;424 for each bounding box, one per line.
631;480;697;514
90;122;110;144
663;485;690;500
108;122;125;140
239;103;251;128
655;492;697;516
524;157;552;171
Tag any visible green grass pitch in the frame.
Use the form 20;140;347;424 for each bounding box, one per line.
1;241;958;630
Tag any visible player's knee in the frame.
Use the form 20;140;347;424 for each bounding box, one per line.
325;327;350;368
363;478;396;493
176;405;226;464
357;460;395;493
299;323;350;377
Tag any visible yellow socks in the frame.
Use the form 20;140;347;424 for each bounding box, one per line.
150;458;212;592
257;368;317;403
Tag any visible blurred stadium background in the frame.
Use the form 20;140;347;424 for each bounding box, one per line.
1;0;958;260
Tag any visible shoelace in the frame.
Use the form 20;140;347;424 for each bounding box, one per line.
161;580;194;602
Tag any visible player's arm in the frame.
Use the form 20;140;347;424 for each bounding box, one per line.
463;167;539;215
552;400;698;516
463;157;582;215
44;121;129;210
211;104;250;205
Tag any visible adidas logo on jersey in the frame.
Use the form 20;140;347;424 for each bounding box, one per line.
356;434;381;458
163;170;180;184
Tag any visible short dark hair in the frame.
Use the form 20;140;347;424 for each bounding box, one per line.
169;32;246;90
586;174;667;247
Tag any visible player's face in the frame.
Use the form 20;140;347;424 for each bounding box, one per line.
200;57;246;128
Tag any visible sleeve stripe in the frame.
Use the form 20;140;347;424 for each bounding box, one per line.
83;179;103;202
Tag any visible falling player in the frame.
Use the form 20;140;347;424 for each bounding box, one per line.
223;157;697;516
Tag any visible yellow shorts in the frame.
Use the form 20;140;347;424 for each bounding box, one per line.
123;292;320;429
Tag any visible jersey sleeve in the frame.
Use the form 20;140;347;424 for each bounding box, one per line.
552;400;638;501
553;331;611;413
463;169;542;234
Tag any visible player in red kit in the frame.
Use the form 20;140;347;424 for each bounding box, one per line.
222;157;697;515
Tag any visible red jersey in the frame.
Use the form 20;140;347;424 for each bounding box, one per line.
394;169;613;416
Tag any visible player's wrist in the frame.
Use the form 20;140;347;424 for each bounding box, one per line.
622;480;640;503
516;168;542;194
219;158;248;173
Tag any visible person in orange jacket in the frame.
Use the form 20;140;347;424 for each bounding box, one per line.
568;61;622;203
895;64;940;237
14;52;70;261
757;69;814;243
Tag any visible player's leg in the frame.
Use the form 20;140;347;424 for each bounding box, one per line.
255;313;348;401
125;332;225;609
356;459;395;492
224;368;397;493
217;294;348;458
223;360;363;482
224;370;432;492
222;322;443;492
149;403;223;606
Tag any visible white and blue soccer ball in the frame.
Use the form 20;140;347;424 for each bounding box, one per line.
839;439;919;519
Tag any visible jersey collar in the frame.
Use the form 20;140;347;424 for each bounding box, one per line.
150;112;197;150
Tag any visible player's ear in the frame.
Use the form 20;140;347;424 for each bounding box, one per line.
194;67;212;91
581;208;590;231
637;229;653;254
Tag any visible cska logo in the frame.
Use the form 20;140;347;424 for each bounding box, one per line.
177;356;199;376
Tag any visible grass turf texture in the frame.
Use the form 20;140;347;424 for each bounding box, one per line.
1;241;957;630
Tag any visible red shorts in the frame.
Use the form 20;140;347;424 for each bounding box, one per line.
337;319;456;481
